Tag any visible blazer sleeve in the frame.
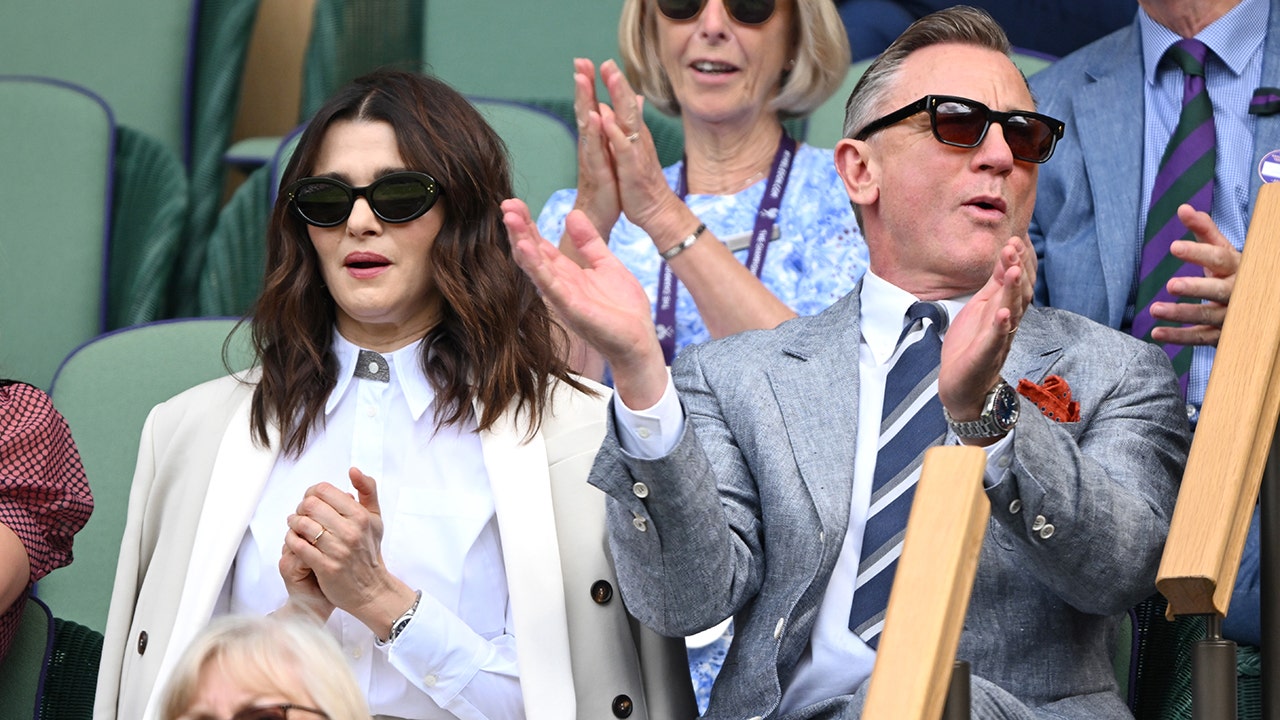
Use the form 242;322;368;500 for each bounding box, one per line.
590;346;766;638
989;329;1189;615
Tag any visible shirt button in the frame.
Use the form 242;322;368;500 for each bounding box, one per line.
591;580;613;605
1008;499;1022;514
352;646;362;659
632;512;647;532
998;454;1011;469
1032;514;1046;531
637;427;652;439
366;406;377;417
423;674;439;687
1039;523;1055;539
1185;403;1196;420
632;482;650;498
611;694;634;718
774;617;785;639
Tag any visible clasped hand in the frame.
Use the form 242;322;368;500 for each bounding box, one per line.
279;466;414;634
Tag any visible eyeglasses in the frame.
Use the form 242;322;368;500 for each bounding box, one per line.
656;0;776;25
853;95;1065;164
181;702;331;720
286;171;442;227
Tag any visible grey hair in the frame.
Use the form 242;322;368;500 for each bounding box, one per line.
841;5;1014;139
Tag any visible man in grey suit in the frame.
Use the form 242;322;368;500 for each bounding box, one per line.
502;6;1189;718
1030;0;1277;646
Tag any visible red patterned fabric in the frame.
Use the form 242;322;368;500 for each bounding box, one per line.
0;382;93;660
1016;375;1081;423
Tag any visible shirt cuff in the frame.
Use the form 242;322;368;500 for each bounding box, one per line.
613;371;684;459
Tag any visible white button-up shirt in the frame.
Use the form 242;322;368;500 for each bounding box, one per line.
227;333;523;720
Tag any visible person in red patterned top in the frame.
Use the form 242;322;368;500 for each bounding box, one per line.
0;379;93;660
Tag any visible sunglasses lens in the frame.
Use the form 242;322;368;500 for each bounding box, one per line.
292;181;352;226
1003;115;1056;162
231;706;290;720
370;174;438;222
656;0;703;20
727;0;775;24
932;100;988;147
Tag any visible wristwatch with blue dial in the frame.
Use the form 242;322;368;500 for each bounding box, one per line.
944;379;1020;439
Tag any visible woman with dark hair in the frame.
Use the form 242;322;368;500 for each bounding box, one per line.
0;379;92;661
95;69;693;720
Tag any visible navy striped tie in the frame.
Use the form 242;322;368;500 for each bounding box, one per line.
848;301;948;648
1133;38;1215;397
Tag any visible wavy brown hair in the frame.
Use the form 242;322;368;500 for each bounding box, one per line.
250;69;589;456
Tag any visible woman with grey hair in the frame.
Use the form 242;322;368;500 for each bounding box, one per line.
160;615;369;720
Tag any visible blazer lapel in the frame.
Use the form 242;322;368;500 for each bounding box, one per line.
477;401;575;720
1004;308;1066;383
1249;0;1280;203
766;291;861;536
146;391;279;718
1077;25;1146;329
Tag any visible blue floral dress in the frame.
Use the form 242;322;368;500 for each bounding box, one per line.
536;143;869;358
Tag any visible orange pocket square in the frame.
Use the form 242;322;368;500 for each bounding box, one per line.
1017;375;1080;423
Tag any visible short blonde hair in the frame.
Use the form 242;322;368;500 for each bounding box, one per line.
619;0;851;119
159;615;370;720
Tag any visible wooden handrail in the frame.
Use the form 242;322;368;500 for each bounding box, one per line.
863;445;990;720
1157;182;1280;618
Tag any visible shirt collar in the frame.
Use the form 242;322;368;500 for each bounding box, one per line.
1140;0;1267;83
326;331;435;419
859;271;969;366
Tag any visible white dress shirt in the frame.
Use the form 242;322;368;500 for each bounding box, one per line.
614;272;1012;711
227;332;524;720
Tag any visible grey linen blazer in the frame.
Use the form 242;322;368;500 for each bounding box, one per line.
591;289;1190;720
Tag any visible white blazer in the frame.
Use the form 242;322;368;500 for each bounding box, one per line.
93;372;694;720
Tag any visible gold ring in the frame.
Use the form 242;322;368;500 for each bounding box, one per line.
311;527;327;545
626;132;641;143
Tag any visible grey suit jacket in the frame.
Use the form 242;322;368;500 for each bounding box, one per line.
1029;0;1280;324
591;291;1189;719
94;372;695;720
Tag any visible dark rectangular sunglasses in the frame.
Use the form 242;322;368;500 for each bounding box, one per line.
286;171;442;227
656;0;776;25
854;95;1065;164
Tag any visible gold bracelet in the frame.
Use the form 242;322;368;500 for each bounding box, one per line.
660;222;707;261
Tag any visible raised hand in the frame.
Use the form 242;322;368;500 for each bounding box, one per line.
570;58;623;241
503;198;669;408
1150;203;1240;347
938;235;1033;433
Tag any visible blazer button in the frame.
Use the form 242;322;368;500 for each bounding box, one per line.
1031;514;1046;532
632;481;650;498
611;694;633;718
1008;499;1022;514
591;580;614;605
137;630;148;655
632;512;647;532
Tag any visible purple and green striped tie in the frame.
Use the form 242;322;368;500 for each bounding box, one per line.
1133;38;1215;397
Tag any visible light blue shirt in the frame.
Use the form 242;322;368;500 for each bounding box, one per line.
536;143;869;356
1137;0;1268;411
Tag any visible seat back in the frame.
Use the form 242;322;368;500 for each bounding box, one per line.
862;446;989;719
472;98;579;214
0;4;195;160
0;597;54;720
39;319;255;631
0;77;113;390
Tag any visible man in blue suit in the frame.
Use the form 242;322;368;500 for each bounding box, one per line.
1029;0;1279;646
504;6;1188;717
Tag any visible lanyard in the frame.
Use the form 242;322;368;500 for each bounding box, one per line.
655;132;797;363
